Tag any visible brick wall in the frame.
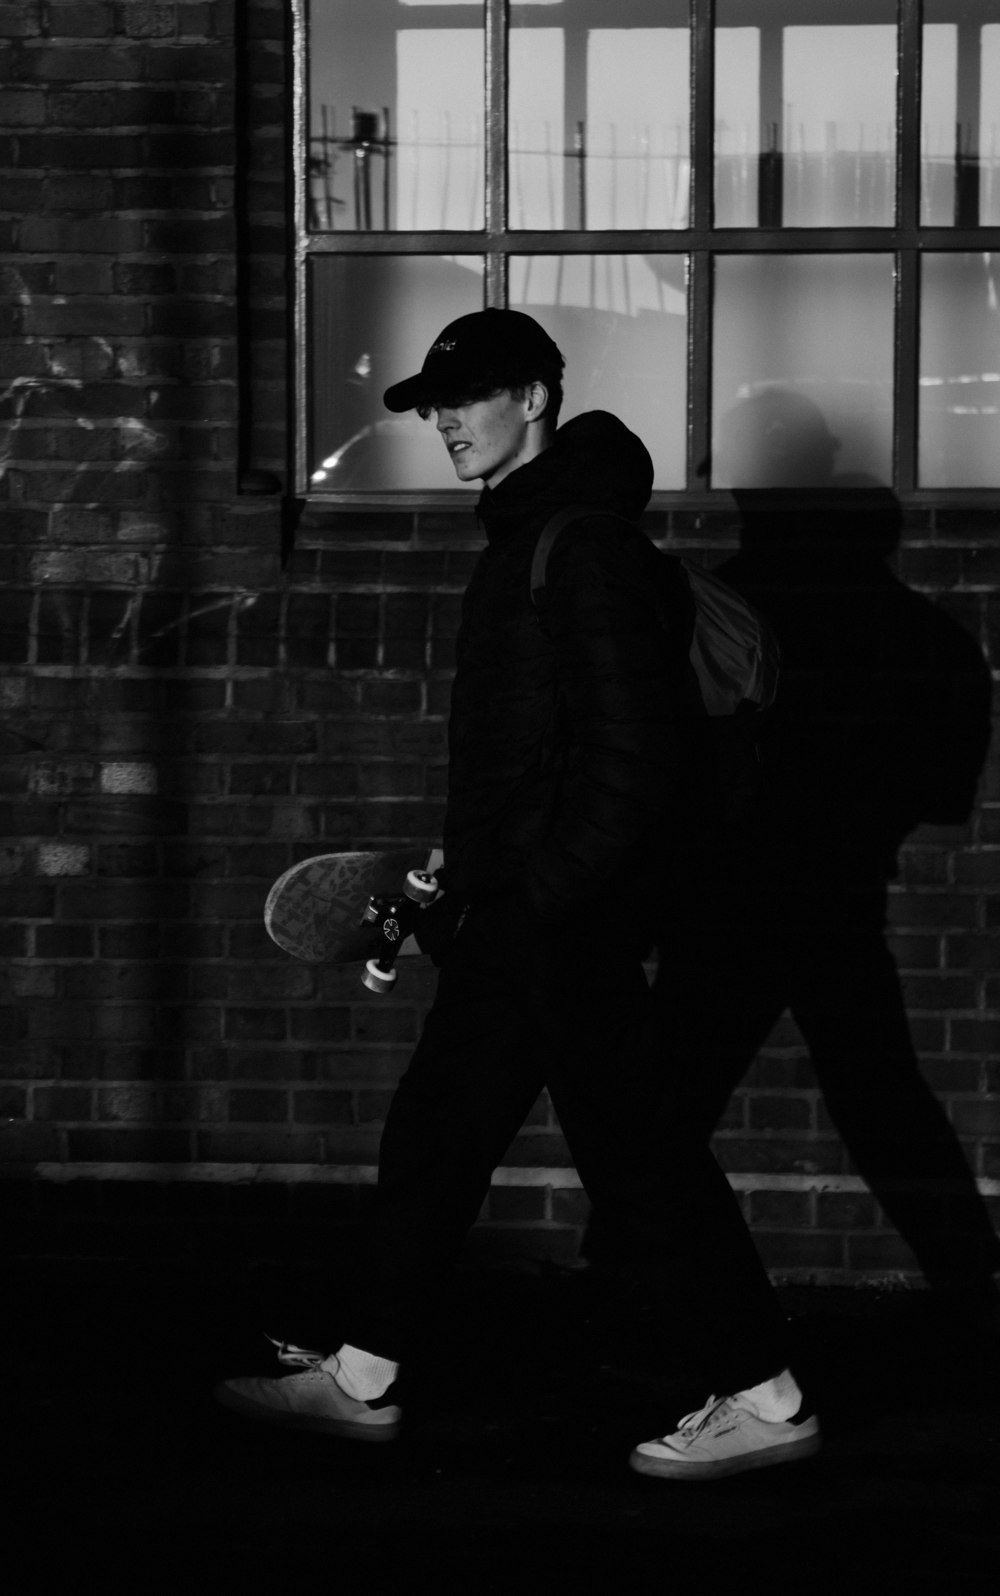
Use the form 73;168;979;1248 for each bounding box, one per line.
1;1;998;1280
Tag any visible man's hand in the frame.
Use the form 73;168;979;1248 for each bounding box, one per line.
411;893;468;966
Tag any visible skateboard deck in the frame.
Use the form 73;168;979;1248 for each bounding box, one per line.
264;848;444;971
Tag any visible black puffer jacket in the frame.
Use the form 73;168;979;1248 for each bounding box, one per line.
443;410;695;921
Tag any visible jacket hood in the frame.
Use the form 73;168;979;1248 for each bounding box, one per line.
477;410;654;543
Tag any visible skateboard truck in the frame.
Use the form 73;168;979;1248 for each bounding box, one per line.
361;867;440;994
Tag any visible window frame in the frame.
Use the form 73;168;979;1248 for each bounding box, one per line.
291;0;1000;506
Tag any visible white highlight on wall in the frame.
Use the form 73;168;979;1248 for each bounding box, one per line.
36;842;90;877
100;762;158;795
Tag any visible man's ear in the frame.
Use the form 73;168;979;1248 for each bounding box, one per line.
525;381;550;424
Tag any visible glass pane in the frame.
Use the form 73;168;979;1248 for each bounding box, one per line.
715;1;896;228
509;254;687;488
510;1;690;231
307;0;484;231
712;255;894;488
922;2;1000;227
919;253;1000;488
309;256;484;491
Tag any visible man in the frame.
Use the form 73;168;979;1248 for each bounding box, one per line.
216;309;820;1480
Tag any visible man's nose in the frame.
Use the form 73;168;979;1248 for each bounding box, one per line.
436;407;457;433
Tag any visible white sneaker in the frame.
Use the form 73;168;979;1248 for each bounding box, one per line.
630;1392;821;1481
214;1338;401;1443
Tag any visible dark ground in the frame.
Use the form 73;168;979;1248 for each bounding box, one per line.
6;1243;1000;1592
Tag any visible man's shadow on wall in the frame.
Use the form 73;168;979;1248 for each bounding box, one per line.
656;389;1000;1305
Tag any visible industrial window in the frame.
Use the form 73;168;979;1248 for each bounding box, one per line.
293;0;1000;500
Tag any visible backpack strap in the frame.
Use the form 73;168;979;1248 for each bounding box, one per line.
530;503;781;720
530;503;609;609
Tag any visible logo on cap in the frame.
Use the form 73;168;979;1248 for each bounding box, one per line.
431;338;457;354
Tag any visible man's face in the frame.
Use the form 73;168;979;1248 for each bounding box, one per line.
433;389;539;487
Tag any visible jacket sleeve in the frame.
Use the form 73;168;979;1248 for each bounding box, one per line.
519;520;696;920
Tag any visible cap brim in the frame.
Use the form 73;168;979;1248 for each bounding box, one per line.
383;374;428;413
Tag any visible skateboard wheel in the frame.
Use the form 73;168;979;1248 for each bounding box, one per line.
362;959;398;995
404;869;439;905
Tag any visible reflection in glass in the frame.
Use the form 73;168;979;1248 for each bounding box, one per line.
510;2;690;232
922;4;1000;227
712;255;894;488
309;256;484;491
509;25;565;229
714;26;760;229
715;2;896;228
987;28;1000;223
509;255;687;488
307;0;484;231
919;253;1000;488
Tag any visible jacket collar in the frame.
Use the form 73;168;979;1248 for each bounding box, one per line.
475;410;655;549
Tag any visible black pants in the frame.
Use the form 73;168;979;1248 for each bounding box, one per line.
345;896;792;1394
655;903;1000;1292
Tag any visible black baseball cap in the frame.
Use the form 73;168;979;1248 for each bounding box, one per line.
383;308;564;413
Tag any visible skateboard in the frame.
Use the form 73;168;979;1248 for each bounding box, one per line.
264;848;444;994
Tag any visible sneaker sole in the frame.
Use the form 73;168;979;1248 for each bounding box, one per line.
214;1383;401;1443
629;1431;821;1481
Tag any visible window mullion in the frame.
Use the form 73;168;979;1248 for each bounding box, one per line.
688;251;712;492
690;0;715;234
687;2;714;490
292;0;309;500
895;249;919;494
895;0;922;494
897;0;921;232
485;0;508;304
